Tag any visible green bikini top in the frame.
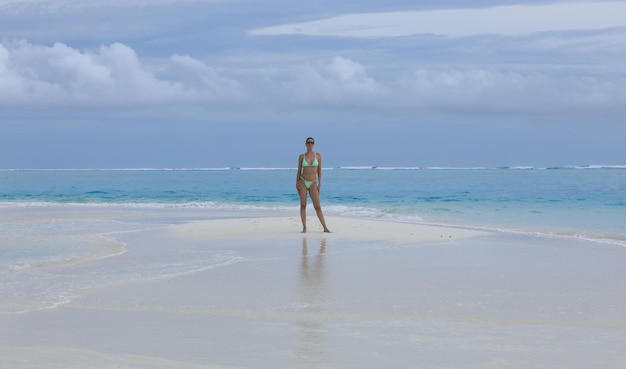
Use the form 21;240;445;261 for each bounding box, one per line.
302;153;319;167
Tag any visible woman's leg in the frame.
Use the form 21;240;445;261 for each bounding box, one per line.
308;183;331;232
298;182;309;233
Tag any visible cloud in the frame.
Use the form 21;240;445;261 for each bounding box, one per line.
524;28;626;53
393;68;626;112
1;40;624;115
249;2;626;38
273;62;626;114
0;41;243;108
278;56;381;106
169;54;247;102
0;0;222;14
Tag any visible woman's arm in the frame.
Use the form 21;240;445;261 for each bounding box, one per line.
316;153;322;191
296;154;303;188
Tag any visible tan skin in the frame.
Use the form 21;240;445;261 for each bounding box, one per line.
296;138;331;233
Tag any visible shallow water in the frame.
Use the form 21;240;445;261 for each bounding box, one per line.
1;168;625;314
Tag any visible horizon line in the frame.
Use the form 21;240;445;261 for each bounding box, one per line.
2;165;625;171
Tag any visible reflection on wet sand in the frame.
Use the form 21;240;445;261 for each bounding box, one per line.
296;238;328;365
300;237;327;298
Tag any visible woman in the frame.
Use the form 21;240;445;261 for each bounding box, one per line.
296;137;331;233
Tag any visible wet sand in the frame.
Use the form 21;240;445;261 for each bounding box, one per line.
2;215;626;368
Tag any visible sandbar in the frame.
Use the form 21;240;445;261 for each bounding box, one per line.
1;214;626;368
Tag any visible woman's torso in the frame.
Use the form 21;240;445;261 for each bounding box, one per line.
300;152;319;181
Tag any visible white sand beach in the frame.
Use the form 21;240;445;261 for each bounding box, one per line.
2;214;626;368
169;215;483;242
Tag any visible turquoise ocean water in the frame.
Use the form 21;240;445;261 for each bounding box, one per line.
1;167;625;312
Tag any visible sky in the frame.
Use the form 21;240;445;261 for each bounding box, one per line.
1;0;625;168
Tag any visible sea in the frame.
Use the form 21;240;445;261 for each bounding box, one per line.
1;166;625;313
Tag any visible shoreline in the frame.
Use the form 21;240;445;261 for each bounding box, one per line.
168;215;487;243
2;203;624;248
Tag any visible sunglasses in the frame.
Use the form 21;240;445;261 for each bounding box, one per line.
306;141;315;144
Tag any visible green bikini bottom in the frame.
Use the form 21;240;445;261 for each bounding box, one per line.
303;180;314;189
